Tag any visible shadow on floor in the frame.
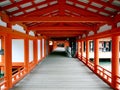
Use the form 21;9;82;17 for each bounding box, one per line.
50;51;68;57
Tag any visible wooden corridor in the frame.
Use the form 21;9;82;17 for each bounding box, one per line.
11;48;112;90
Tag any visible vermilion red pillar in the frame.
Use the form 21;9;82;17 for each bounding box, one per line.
33;39;38;65
40;38;43;59
81;41;83;60
1;37;5;74
44;39;46;57
4;35;12;88
24;38;29;73
77;40;80;57
86;40;89;65
94;39;99;73
111;36;119;89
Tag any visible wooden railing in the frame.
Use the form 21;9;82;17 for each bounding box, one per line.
29;62;35;71
87;61;94;71
0;77;6;90
12;67;26;85
116;76;120;90
78;55;120;90
97;65;112;85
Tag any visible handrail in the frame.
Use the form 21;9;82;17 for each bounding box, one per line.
0;77;6;90
78;56;114;89
12;67;24;75
116;75;120;90
97;65;112;85
12;67;26;85
87;61;94;71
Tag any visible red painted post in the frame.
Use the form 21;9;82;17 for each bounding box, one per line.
86;40;89;65
44;39;46;57
24;38;29;73
77;40;80;57
1;37;5;74
40;38;42;59
4;35;12;89
111;36;119;89
94;38;99;73
81;41;83;60
33;39;38;65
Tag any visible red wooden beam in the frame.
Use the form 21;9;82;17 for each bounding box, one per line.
28;26;93;31
65;4;99;17
58;0;65;16
43;34;80;37
114;14;120;23
37;31;84;34
10;16;112;23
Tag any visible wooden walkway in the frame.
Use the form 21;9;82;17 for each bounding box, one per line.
11;48;113;90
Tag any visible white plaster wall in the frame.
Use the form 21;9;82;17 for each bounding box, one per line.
97;24;112;33
82;34;86;38
117;22;120;27
0;17;7;27
29;31;35;36
38;40;40;60
29;40;33;62
12;24;25;33
88;31;94;36
12;39;24;62
42;39;44;57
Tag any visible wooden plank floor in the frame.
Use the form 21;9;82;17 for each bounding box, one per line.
11;48;113;90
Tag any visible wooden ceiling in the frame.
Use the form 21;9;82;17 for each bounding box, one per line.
0;0;120;40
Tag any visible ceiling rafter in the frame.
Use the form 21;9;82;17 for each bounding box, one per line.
64;4;109;18
58;0;65;16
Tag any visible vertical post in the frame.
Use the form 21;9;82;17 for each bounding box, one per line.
94;38;99;73
111;36;119;89
40;38;43;59
4;35;12;88
44;39;46;57
86;40;89;65
33;39;38;65
1;37;5;74
77;40;80;57
24;38;29;73
81;41;83;60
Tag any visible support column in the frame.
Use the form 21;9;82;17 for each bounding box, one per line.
44;39;46;57
4;35;12;88
81;41;83;60
94;38;99;73
24;38;29;73
33;39;38;65
1;37;5;75
111;36;119;89
40;38;43;59
86;40;89;65
77;40;80;57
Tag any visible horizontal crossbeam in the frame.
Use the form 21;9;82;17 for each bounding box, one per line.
10;16;112;23
28;26;93;31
